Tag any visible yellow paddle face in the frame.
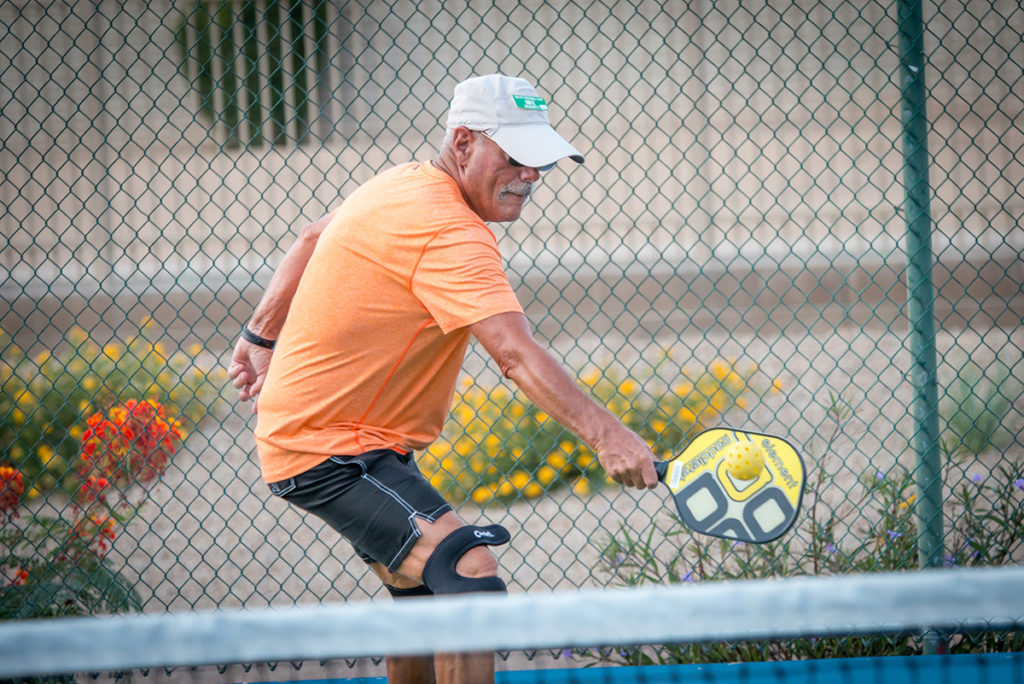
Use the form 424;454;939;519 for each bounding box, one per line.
658;428;805;543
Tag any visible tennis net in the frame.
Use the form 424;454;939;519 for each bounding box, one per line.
1;566;1022;683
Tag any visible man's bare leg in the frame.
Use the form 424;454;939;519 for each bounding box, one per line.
434;652;494;684
371;512;502;684
386;654;436;683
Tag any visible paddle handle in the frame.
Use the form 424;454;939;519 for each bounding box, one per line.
654;459;669;482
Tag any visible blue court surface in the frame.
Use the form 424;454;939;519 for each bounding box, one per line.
254;652;1023;683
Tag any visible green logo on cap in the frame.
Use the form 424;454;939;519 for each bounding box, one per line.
513;95;547;111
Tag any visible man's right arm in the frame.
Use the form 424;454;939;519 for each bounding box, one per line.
227;212;333;411
470;311;658;489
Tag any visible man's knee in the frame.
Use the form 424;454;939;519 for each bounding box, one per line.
422;524;510;595
455;545;499;579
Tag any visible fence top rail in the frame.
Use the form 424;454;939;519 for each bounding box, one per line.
2;566;1023;678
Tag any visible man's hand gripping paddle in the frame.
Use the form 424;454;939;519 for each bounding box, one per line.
653;427;805;544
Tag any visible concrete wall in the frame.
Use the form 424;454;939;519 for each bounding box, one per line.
1;0;1021;319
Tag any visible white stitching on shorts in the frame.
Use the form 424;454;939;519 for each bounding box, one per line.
325;454;451;570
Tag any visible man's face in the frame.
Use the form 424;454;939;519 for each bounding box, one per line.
459;131;541;223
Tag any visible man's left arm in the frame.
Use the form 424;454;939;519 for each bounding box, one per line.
228;212;333;411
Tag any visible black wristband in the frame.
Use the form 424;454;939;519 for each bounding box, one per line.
241;326;276;349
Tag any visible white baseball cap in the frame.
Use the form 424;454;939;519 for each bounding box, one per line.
445;74;584;169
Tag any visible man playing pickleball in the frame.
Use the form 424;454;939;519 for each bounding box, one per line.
228;74;658;684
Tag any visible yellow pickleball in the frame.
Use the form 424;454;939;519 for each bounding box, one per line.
723;440;766;480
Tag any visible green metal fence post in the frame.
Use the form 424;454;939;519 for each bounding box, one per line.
898;0;945;654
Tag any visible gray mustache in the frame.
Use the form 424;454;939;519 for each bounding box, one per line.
500;182;532;198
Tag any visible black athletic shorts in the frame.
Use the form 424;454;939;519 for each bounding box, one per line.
267;448;452;572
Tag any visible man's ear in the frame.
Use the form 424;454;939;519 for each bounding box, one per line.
450;126;475;168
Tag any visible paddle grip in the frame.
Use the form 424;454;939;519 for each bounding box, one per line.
653;459;669;482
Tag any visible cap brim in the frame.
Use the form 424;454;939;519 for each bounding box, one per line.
489;124;584;168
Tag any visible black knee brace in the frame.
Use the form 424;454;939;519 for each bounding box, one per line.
422;524;510;595
384;583;433;599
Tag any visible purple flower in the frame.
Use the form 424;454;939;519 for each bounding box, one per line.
682;571;696;583
887;530;902;540
560;649;574;661
826;543;837;553
1013;478;1023;491
945;554;956;567
876;470;885;480
970;473;983;484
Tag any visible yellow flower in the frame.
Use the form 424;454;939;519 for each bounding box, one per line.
618;379;638;397
470;487;492;504
510;471;530;490
37;444;56;465
537;465;558;485
573;479;592;495
522;482;543;498
710;360;729;380
455;405;474;425
546;452;568;471
453;437;475;457
483;434;501;454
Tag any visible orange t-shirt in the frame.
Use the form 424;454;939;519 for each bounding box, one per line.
254;162;524;482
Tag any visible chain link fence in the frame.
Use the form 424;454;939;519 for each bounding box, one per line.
2;0;1022;622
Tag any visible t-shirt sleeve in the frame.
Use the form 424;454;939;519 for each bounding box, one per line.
411;222;524;333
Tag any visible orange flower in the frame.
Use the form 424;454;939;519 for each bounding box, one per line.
5;568;28;587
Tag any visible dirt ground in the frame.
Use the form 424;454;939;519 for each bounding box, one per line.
91;316;1024;682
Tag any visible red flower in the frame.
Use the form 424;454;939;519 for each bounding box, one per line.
71;514;118;557
78;401;182;487
0;466;24;517
77;475;110;505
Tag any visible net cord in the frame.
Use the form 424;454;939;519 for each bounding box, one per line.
1;566;1021;678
